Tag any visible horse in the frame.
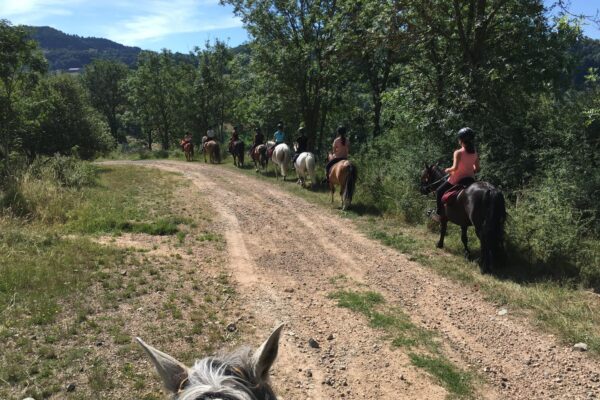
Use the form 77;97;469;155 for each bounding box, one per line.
251;144;268;173
137;324;283;400
267;141;291;181
180;139;194;162
203;139;221;164
294;150;317;189
328;159;357;210
420;163;506;273
229;140;245;168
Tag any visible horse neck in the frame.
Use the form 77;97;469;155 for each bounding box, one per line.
430;166;446;188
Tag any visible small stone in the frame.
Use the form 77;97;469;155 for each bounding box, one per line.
66;383;76;392
95;340;104;346
226;323;237;332
573;343;588;352
497;308;508;316
284;288;295;293
120;270;127;276
308;338;320;349
306;369;313;378
327;334;334;341
184;335;193;343
23;398;35;400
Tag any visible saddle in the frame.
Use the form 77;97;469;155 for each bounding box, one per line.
442;178;475;206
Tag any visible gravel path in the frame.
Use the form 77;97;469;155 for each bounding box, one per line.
112;160;600;400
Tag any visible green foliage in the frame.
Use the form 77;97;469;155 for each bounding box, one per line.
409;354;473;398
83;59;130;142
24;74;115;159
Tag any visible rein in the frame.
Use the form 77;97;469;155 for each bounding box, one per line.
422;172;449;191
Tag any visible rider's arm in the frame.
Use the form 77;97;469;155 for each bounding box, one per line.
445;150;460;174
474;154;481;173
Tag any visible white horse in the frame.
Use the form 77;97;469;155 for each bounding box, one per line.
294;151;317;189
267;141;291;181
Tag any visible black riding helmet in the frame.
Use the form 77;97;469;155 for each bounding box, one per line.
336;125;347;136
457;127;475;141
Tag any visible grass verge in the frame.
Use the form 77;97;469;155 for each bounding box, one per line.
329;289;475;398
0;165;239;399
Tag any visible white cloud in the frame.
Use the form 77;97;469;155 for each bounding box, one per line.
102;0;243;45
0;0;82;22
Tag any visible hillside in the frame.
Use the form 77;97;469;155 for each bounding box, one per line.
27;26;142;70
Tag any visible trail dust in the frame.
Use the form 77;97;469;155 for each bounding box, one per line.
109;160;600;400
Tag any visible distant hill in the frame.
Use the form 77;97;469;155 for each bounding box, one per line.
27;26;142;71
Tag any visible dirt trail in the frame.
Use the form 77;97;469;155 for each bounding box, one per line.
116;160;599;400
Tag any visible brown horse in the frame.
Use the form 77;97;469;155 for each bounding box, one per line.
251;144;268;172
229;139;245;168
328;160;357;210
420;164;506;273
180;139;193;161
203;139;221;164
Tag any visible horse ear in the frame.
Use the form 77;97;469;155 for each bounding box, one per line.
253;324;284;380
136;337;189;393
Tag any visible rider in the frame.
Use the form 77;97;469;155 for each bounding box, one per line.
292;126;308;165
269;121;285;157
229;126;240;153
325;125;350;182
432;127;480;222
249;126;264;156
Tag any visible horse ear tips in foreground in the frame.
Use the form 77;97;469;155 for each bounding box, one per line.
137;323;284;398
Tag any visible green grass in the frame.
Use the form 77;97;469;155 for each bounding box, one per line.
410;354;473;398
67;166;188;235
329;289;475;398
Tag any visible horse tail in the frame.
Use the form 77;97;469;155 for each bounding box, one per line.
306;153;316;184
343;163;357;206
482;188;506;271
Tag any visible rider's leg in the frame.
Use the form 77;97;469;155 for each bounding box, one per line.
435;181;453;218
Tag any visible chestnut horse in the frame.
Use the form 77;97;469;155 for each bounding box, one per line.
251;144;268;172
328;160;357;210
180;139;193;162
203;139;221;164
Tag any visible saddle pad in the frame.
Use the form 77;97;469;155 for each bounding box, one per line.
442;187;463;205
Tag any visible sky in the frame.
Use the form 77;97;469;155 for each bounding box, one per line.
0;0;598;52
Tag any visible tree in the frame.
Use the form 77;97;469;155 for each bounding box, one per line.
128;50;193;150
83;60;130;143
23;75;115;159
222;0;341;150
0;20;47;173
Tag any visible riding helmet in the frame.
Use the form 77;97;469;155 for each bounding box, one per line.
277;121;283;129
337;125;347;136
457;127;475;141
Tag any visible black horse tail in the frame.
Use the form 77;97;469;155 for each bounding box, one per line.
482;188;506;272
343;163;357;206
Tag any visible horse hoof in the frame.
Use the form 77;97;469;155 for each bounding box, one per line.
436;242;444;249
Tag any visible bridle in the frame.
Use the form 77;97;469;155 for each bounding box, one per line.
421;166;448;193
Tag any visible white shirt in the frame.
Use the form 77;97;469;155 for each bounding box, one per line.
207;129;215;138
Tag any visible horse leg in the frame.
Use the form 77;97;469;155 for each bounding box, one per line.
461;226;471;259
437;220;447;249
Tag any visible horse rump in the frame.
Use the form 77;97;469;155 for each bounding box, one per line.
481;188;506;272
343;163;357;208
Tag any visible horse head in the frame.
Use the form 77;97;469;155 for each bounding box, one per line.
420;163;445;195
137;324;283;400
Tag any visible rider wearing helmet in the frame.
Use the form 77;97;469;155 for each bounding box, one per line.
273;122;285;145
325;125;350;182
249;126;264;156
293;126;308;164
432;127;480;222
229;126;240;153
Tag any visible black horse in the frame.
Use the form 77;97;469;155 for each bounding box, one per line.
420;164;506;273
229;140;245;168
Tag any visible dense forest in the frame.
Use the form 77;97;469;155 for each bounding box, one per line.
1;0;600;289
27;26;142;70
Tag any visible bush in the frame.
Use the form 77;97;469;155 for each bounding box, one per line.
0;156;95;223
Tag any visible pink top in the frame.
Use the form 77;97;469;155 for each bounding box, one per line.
333;137;349;158
449;148;478;185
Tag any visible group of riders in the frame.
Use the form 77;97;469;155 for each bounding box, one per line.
181;123;480;222
181;121;352;184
